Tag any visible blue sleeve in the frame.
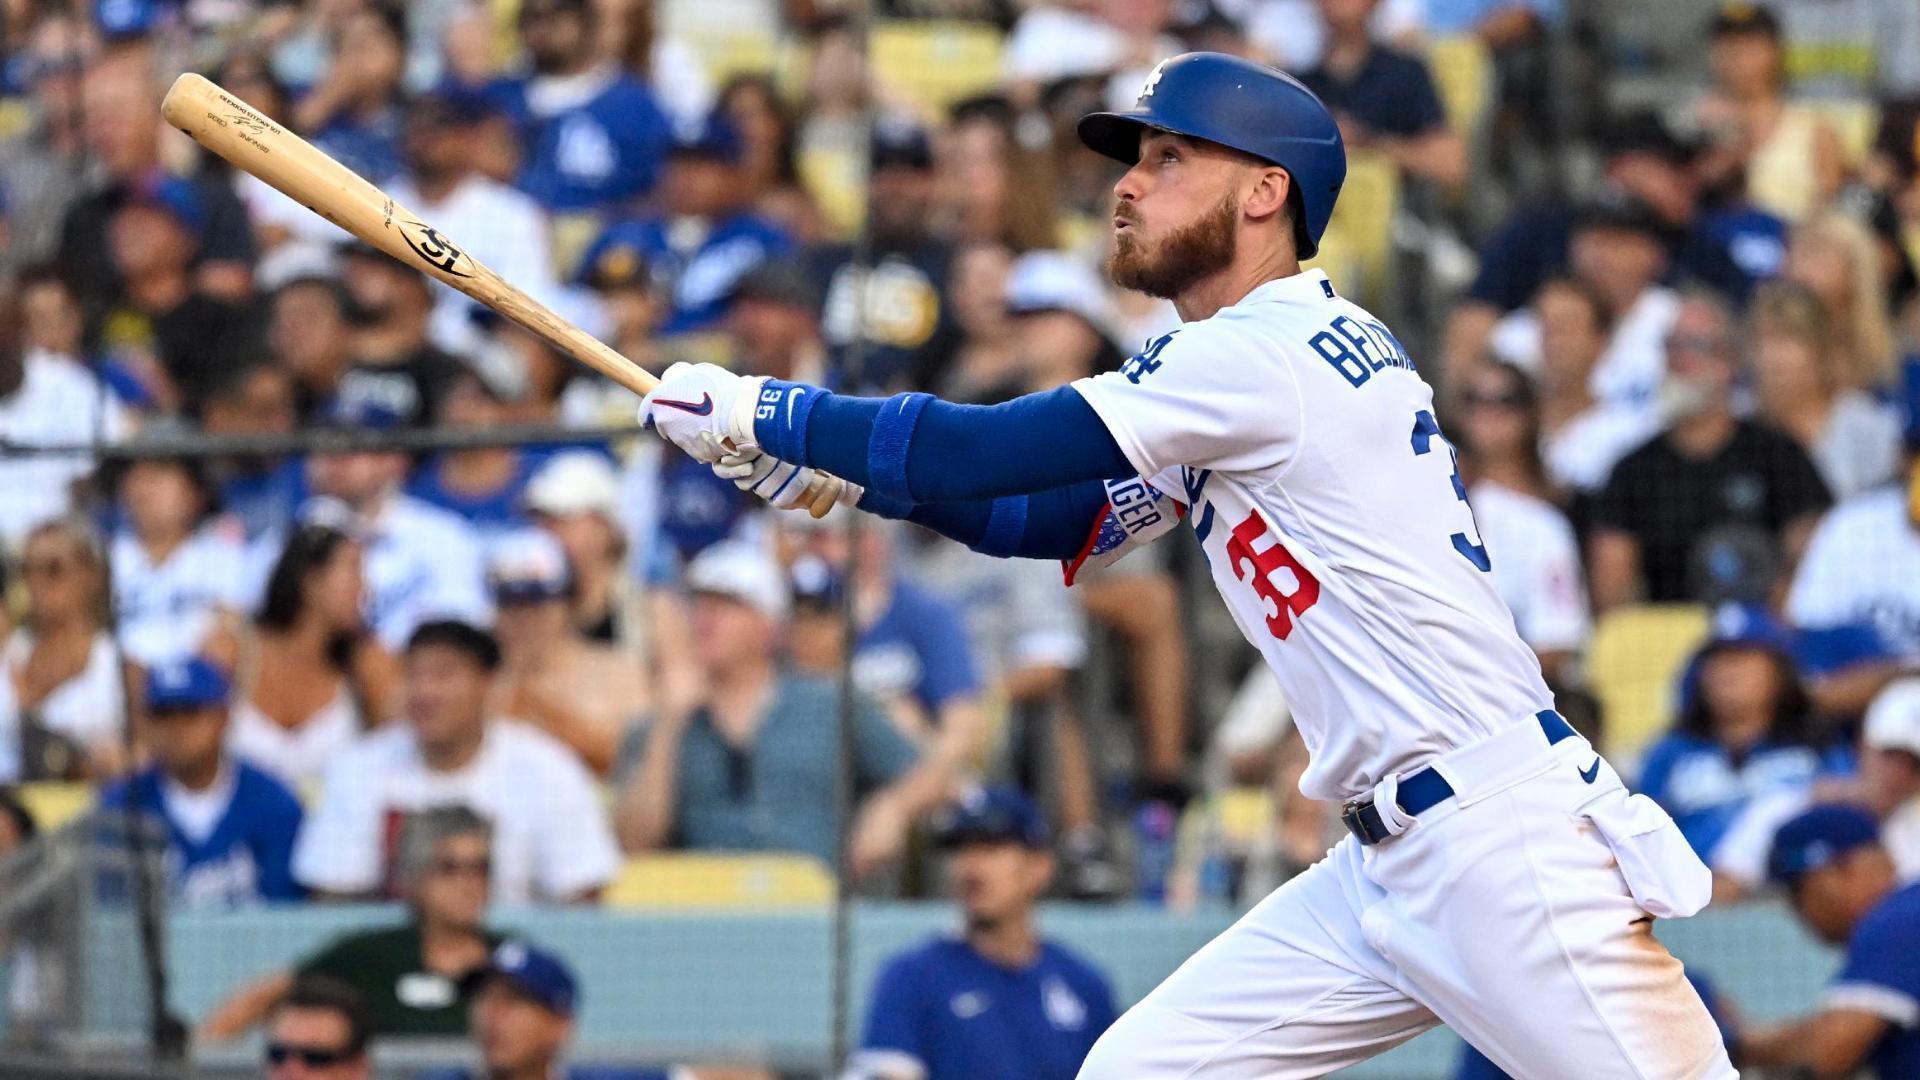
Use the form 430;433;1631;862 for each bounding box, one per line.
1794;623;1896;678
901;480;1111;561
1084;968;1119;1039
756;384;1133;504
1633;736;1683;805
861;955;931;1064
256;786;307;902
1835;899;1920;1010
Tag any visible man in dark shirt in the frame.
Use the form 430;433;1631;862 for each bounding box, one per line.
1588;292;1830;608
335;243;465;429
199;805;501;1041
1300;0;1465;188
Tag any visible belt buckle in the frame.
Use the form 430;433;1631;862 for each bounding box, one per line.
1339;798;1390;845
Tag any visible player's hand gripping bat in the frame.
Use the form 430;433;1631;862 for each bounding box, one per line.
159;72;842;516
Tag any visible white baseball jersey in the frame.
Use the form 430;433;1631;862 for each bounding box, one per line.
1071;270;1551;803
113;523;249;667
1787;485;1920;659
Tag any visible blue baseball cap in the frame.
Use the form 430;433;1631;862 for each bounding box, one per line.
123;173;207;238
145;656;230;712
1768;803;1880;886
467;940;578;1016
670;110;741;164
320;385;409;432
96;0;160;40
931;786;1049;850
574;221;653;290
1900;356;1920;451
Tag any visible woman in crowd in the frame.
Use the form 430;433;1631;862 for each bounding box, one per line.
109;451;246;671
718;74;817;238
1637;605;1854;893
1691;6;1842;224
1784;213;1898;393
1447;361;1590;682
1747;281;1901;500
231;523;397;793
0;518;127;781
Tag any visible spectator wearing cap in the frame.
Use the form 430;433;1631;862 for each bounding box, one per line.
296;394;491;650
1735;804;1920;1078
260;975;374;1080
388;89;566;360
406;369;544;542
522;452;637;645
1864;679;1920;881
1780;358;1920;712
232;522;394;793
200;361;307;544
1301;0;1466;188
849;788;1117;1080
108;439;250;669
58;57;255;325
725;258;828;385
294;620;618;903
203;805;502;1043
1690;4;1844;226
103;171;268;411
487;530;644;776
614;542;944;880
333;243;468;429
486;0;674;214
0;277;131;551
575;109;794;342
575;235;665;375
99;657;306;908
813;119;955;394
288;4;407;186
0;517;127;782
1588;290;1831;610
1001;251;1126;393
1635;604;1852;881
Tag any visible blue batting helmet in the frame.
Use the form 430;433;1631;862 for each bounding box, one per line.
1078;52;1347;259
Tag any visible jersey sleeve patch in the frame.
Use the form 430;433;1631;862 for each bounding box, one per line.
1062;475;1182;586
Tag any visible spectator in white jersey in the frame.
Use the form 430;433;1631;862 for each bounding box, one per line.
299;394;491;649
234;523;398;794
1863;678;1920;881
1448;361;1591;682
293;620;618;904
0;517;128;781
106;440;248;670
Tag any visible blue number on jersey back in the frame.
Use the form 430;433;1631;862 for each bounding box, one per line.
1410;410;1492;571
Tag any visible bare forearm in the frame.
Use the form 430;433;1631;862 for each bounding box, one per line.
198;970;292;1042
615;724;684;853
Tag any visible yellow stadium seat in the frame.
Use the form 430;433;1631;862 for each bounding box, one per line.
869;21;1004;121
1426;35;1491;137
1215;788;1274;850
604;852;835;909
1586;605;1711;759
798;142;867;241
18;782;96;832
1307;151;1399;304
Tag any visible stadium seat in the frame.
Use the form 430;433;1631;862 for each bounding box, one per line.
1586;604;1711;760
869;21;1004;120
17;782;96;833
1307;151;1399;304
603;852;836;909
1426;35;1492;138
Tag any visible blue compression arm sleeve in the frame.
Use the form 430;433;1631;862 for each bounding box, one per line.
753;383;1135;504
900;480;1111;560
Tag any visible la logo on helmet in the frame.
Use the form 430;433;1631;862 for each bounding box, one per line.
1138;59;1170;104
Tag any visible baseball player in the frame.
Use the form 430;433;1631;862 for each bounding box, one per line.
642;52;1733;1079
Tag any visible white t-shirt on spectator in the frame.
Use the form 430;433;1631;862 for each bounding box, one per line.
1236;0;1428;70
292;719;619;903
0;350;129;551
0;631;125;781
1491;286;1680;415
1543;402;1662;494
385;174;566;359
1786;486;1920;661
1887;796;1920;884
1468;481;1591;656
1810;390;1902;502
113;523;248;667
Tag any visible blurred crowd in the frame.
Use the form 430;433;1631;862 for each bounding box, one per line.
4;0;1920;1070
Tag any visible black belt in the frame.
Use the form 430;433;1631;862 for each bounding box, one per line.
1340;710;1578;846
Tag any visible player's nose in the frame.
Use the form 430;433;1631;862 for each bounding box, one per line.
1112;164;1146;204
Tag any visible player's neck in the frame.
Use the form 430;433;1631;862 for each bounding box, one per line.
1173;248;1303;323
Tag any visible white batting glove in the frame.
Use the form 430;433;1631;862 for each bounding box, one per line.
638;362;763;464
716;449;863;515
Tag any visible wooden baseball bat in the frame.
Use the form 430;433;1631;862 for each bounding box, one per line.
159;72;838;515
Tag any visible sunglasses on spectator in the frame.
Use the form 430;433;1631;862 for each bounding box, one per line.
430;856;491;878
265;1042;355;1068
1460;390;1525;410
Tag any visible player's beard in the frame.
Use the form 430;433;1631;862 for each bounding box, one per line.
1108;192;1239;300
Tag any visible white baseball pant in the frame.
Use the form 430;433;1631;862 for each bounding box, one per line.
1079;715;1738;1079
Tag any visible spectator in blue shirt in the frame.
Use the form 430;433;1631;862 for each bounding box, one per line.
1734;804;1920;1079
1301;0;1466;188
1638;604;1853;869
99;657;305;908
290;5;407;185
486;0;673;213
407;369;543;542
849;787;1117;1080
574;111;794;340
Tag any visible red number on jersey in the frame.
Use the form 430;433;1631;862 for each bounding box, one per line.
1225;510;1320;639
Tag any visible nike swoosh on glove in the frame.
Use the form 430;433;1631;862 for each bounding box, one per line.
638;362;764;464
715;449;863;515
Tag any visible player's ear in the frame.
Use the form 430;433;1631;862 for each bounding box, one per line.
1241;166;1292;224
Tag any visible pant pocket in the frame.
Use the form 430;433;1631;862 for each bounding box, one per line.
1579;791;1712;919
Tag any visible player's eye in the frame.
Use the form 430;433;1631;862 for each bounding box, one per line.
1160;148;1179;165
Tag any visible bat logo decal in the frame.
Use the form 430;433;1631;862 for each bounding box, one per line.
399;219;474;278
227;112;268;134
